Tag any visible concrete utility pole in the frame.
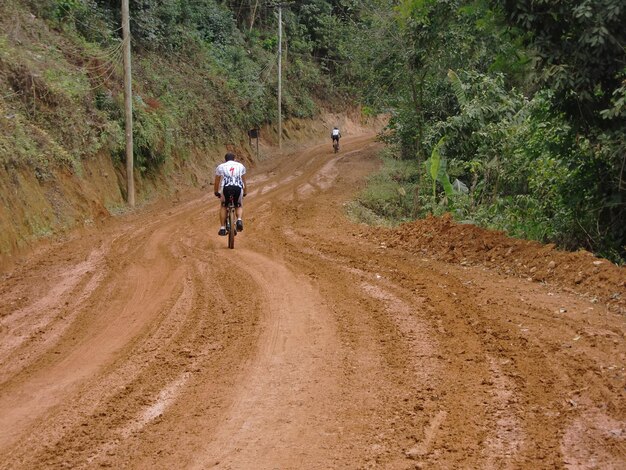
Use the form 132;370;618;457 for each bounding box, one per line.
122;0;135;207
277;4;282;149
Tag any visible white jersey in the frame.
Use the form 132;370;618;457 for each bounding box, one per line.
215;161;246;189
332;128;340;137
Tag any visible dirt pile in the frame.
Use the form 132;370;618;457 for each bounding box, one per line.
364;214;626;313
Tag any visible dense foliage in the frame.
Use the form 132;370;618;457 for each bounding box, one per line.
341;0;625;262
1;0;624;260
2;0;349;177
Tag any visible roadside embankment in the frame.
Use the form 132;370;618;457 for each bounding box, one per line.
0;109;382;268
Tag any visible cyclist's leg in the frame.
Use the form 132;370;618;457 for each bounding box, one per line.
235;207;243;231
237;189;243;215
219;192;227;226
234;187;244;230
218;191;227;235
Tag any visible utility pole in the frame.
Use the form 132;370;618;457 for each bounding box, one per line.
122;0;135;207
249;0;259;32
277;4;282;149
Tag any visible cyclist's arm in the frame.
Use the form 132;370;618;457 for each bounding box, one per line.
242;174;248;195
213;175;222;194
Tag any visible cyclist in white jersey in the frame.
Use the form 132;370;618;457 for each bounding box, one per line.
214;152;247;236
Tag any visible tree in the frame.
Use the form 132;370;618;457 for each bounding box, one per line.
496;0;626;126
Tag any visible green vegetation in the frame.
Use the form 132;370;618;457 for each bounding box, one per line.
1;0;624;261
356;149;422;222
1;0;343;176
341;0;625;262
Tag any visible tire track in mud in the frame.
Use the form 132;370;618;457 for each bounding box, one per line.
375;250;624;467
0;139;371;467
268;226;508;467
190;250;341;469
0;198;207;388
1;134;624;469
0;234;187;452
244;145;527;467
0;201;263;468
253;146;610;467
0;246;106;383
433;269;625;467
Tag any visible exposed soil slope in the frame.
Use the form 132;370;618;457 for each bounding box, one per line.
0;135;624;469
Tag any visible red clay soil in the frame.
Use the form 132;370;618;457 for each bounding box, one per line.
365;214;625;314
0;135;624;469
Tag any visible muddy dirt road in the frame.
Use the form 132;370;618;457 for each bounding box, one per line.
1;136;625;469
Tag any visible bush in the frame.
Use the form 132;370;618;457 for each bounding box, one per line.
355;151;421;221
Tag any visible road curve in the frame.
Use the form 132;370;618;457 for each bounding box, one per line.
0;135;624;468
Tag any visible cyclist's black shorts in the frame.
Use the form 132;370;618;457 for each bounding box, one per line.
222;185;243;207
332;135;339;142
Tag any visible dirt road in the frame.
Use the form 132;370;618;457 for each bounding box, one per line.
1;136;625;469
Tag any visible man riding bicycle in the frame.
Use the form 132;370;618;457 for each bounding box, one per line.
331;126;341;147
214;152;247;236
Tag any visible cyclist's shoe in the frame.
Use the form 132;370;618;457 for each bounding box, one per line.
236;220;244;231
218;228;227;236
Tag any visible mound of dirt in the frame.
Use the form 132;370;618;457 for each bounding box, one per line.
363;214;625;313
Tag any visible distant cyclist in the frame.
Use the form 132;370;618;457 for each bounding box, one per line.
331;126;341;148
214;152;247;236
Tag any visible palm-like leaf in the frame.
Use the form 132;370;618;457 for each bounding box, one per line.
448;69;467;108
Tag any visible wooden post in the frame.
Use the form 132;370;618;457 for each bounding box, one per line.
122;0;134;207
278;5;282;149
249;0;259;32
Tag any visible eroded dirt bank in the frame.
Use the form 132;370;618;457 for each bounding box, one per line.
0;135;624;469
0;109;379;269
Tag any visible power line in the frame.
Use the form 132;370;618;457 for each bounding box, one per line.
1;90;23;100
82;55;124;91
55;2;122;35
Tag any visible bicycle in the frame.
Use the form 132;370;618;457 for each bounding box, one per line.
333;139;339;153
225;193;237;249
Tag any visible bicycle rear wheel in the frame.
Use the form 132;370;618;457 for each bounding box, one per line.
228;208;235;249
